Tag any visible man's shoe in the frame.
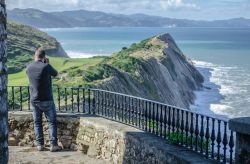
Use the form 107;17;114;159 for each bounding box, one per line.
50;145;62;152
37;145;44;151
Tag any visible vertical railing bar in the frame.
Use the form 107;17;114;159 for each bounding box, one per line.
12;86;15;111
106;93;110;117
92;90;96;115
155;103;159;136
77;88;80;112
176;109;180;144
160;104;163;137
168;106;171;139
101;91;104;116
111;93;113;119
65;88;68;112
138;99;141;129
27;86;30;110
135;98;138;127
195;114;199;152
121;95;124;123
190;113;194;150
144;101;148;131
115;94;118;121
88;89;91;114
152;103;155;134
57;86;61;112
164;106;167;139
185;111;189;147
222;122;228;163
82;88;85;113
217;120;222;161
181;110;185;146
229;131;234;164
200;115;205;154
172;108;176;142
71;88;74;113
205;117;210;158
211;118;216;159
149;102;152;133
20;86;23;111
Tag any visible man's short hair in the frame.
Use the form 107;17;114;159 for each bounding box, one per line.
35;48;46;59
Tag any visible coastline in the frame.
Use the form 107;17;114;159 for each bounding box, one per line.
191;61;227;119
192;59;250;119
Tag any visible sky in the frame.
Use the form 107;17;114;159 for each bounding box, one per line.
6;0;250;20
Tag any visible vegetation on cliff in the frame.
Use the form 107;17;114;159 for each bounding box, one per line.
7;21;67;73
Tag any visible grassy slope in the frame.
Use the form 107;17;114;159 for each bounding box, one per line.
7;21;62;73
8;57;104;86
9;36;164;87
9;35;165;86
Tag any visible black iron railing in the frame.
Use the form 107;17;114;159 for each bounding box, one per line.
8;86;235;163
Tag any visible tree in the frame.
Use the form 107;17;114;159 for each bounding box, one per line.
0;0;8;163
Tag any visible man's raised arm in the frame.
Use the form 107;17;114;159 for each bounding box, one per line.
47;64;58;77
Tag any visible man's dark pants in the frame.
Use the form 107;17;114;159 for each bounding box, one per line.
31;101;58;146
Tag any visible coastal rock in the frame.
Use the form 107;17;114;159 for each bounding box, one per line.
98;33;204;109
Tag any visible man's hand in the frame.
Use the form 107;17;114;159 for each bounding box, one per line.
44;57;49;64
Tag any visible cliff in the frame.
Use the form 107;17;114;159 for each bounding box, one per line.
59;33;204;108
7;21;68;73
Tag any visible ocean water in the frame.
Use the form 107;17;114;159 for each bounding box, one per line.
41;27;250;119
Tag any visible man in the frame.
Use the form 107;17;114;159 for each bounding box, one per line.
26;48;61;152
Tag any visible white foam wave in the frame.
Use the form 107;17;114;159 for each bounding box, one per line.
210;104;234;118
67;51;110;58
192;60;250;118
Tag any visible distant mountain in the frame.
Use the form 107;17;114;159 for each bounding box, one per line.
8;8;250;28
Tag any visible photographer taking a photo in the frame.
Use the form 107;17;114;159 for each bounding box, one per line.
26;48;61;152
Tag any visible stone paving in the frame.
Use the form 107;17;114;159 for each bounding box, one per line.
9;146;108;164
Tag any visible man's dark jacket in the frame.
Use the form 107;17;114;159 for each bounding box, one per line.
26;60;58;102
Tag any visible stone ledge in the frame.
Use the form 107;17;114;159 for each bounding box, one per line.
229;117;250;135
8;111;216;164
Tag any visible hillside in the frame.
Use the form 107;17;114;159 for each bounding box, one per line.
7;21;68;73
8;8;250;28
54;33;204;108
8;28;204;108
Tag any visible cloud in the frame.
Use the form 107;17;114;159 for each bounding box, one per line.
6;0;199;12
160;0;199;10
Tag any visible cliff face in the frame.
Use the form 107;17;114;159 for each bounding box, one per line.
97;33;204;108
7;21;68;73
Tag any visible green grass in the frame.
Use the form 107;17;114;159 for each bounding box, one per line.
8;34;165;88
8;57;105;86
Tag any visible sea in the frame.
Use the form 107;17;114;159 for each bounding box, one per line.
41;27;250;119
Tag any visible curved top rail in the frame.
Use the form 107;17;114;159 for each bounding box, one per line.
8;85;229;122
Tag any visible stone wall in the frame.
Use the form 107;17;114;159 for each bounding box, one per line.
229;117;250;164
8;111;215;164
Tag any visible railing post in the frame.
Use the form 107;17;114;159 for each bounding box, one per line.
19;86;22;111
64;88;67;112
92;90;96;115
88;88;91;114
229;117;250;164
77;88;80;112
57;86;61;112
27;86;30;110
71;88;74;113
11;86;15;110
